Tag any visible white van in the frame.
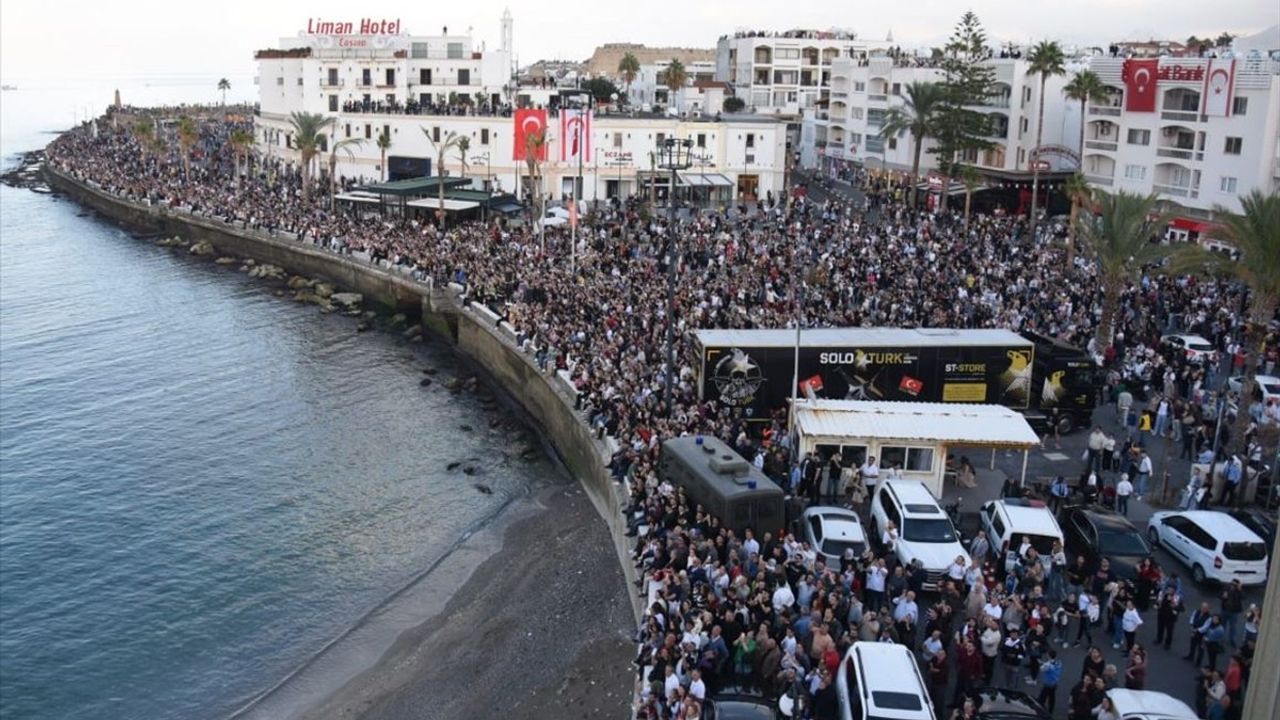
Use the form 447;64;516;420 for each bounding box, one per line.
871;480;970;591
979;498;1065;574
836;642;934;720
1146;510;1269;585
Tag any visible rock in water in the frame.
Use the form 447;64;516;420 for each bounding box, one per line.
286;276;312;290
214;256;236;265
446;461;463;471
188;240;215;256
314;282;334;298
459;424;474;432
356;321;371;332
462;466;477;476
421;367;437;376
419;377;432;387
473;483;493;495
389;313;407;329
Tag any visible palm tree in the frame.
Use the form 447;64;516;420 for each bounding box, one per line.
1026;40;1066;236
176;116;199;179
1062;172;1092;263
228;128;254;177
327;137;365;203
217;78;231;105
423;128;466;224
664;59;688;107
1063;70;1108;165
878;80;944;207
1169;191;1280;457
524;129;547;245
1073;189;1170;348
959;164;980;230
618;52;640;103
456;136;471;179
289;111;334;199
132;120;154;158
375;128;393;182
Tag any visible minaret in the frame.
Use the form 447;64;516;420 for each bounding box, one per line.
501;8;513;52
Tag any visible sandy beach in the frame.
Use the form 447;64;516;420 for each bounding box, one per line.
298;481;635;720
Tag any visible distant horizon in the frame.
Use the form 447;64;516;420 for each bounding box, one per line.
2;1;1275;86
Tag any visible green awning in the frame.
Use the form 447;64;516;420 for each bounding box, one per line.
359;177;471;197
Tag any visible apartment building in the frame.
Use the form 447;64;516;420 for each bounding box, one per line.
1080;55;1280;230
715;29;863;116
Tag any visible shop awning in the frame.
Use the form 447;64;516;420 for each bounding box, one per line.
360;177;470;197
678;172;735;187
794;399;1041;449
405;197;481;212
1170;217;1215;234
333;191;381;204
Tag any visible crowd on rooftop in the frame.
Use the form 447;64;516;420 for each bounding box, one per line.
46;112;1277;720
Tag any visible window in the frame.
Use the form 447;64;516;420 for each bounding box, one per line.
1220;176;1238;193
880;446;934;472
613;132;623;148
1232;97;1248;115
457;69;471;86
808;515;824;542
447;42;464;59
1124;164;1147;181
745;133;755;148
344;123;350;138
276;76;283;86
849;132;862;146
364;124;371;139
361;69;371;86
878;492;901;529
420;68;432;85
655;132;666;147
696;133;706;148
991;513;1007;540
1181;521;1216;550
384;69;395;86
891;82;901;96
328;95;338;112
1223;137;1242;154
854;81;865;92
1019;117;1029;135
777;48;800;59
888;137;897;150
432;126;441;143
1126;129;1150;145
480;128;490;145
411;42;429;59
850;108;864;120
296;77;303;86
327;68;338;86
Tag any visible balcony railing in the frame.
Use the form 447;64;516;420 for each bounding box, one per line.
321;81;344;89
1085;140;1118;151
981;97;1011;109
1088;105;1122;116
867;93;888;102
1161;109;1199;122
1156;147;1203;161
1153;183;1199;198
1085;174;1114;186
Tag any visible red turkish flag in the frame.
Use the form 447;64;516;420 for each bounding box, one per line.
512;109;548;162
798;374;825;397
1122;59;1158;113
898;375;924;396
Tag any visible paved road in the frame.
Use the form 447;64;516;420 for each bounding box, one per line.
939;401;1266;715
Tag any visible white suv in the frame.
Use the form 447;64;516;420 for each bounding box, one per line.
979;498;1065;574
1160;334;1218;365
836;641;934;720
871;480;970;591
1146;510;1269;585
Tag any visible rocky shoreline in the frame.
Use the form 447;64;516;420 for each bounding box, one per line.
1;150;55;193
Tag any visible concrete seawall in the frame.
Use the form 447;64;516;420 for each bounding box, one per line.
43;167;645;626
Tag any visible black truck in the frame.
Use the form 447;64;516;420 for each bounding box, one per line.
693;327;1099;434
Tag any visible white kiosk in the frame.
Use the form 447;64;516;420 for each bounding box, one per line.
793;400;1042;498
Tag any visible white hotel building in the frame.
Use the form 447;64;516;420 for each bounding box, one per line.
1079;55;1280;234
252;15;787;205
715;30;864;116
802;54;1076;198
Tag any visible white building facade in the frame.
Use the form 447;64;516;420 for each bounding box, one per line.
715;30;863;116
254;110;788;204
256;13;515;119
807;55;1077;182
1080;56;1280;230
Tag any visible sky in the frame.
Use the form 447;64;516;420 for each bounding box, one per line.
1;0;1277;84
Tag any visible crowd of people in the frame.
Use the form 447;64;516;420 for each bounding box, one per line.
46;112;1277;720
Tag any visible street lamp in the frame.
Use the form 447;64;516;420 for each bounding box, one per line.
657;136;694;415
471;152;491;221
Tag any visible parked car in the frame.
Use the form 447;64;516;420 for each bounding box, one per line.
1227;374;1280;404
1147;510;1269;585
1059;505;1151;579
871;480;970;591
1104;689;1197;720
836;642;935;720
705;691;780;720
969;687;1052;719
978;498;1064;574
1160;334;1218;365
803;506;868;567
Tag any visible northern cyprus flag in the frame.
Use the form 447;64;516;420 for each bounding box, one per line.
1201;59;1236;117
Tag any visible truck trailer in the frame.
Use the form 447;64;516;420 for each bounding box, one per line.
694;327;1098;433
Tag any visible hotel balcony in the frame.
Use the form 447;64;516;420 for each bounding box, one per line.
1083;119;1119;152
867;93;889;103
1156;125;1203;161
1153;183;1199;198
1087;104;1122;117
1160;88;1202;123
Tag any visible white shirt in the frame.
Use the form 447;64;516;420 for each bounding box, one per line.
860;462;880;484
664;672;681;701
689;678;706;700
1138;456;1153;474
866;565;888;593
772;584;796;613
1122;608;1144;632
743;538;760;558
983;602;1004;621
1116;479;1133;497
